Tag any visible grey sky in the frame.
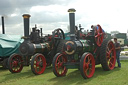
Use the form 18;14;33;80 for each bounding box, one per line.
0;0;74;35
0;0;128;35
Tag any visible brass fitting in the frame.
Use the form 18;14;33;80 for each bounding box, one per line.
22;14;31;18
68;8;76;13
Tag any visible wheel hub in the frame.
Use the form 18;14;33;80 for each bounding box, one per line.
39;62;43;67
58;62;63;68
89;64;92;68
85;63;89;68
13;61;18;66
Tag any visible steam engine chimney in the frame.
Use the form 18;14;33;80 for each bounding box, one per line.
22;14;31;40
68;8;76;40
1;16;5;34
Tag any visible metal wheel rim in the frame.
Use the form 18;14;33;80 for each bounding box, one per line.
55;54;67;76
33;54;46;74
83;53;95;78
106;41;116;70
10;54;23;73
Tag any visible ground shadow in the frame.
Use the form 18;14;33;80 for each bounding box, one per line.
49;66;120;85
0;66;53;83
93;66;120;78
0;66;8;71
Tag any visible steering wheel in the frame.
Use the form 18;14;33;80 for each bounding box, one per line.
52;28;65;40
51;28;65;47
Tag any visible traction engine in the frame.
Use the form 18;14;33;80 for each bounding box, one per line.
8;14;65;75
52;8;116;79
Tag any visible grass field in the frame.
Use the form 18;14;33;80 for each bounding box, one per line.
0;60;128;85
124;49;128;51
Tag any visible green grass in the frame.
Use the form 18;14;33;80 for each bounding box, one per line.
0;60;128;85
124;49;128;51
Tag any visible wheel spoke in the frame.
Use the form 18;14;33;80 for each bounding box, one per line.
54;54;67;76
14;66;17;71
89;68;92;74
39;66;42;71
99;36;102;42
111;56;114;58
106;52;109;56
95;35;98;38
108;43;111;48
107;47;109;51
107;56;110;59
110;48;114;52
35;58;38;64
88;56;90;63
110;61;113;66
94;25;103;46
57;62;60;68
34;67;38;72
107;58;110;62
97;37;100;45
98;28;100;32
85;68;89;74
57;58;61;63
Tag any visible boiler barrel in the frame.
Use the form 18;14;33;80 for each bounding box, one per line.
63;40;96;55
63;40;83;55
19;42;50;55
80;40;96;52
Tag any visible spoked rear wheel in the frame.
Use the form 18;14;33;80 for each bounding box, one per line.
31;53;46;75
52;53;68;77
100;40;116;70
8;53;23;73
80;52;95;79
94;25;104;46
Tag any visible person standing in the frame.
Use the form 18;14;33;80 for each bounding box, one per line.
114;38;121;68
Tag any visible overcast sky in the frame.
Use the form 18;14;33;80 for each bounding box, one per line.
0;0;128;35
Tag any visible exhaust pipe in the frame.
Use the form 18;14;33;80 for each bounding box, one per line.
1;16;5;34
40;28;43;38
68;8;76;40
22;14;31;40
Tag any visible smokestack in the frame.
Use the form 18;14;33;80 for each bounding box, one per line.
40;28;43;37
68;8;76;40
1;16;5;34
22;14;31;39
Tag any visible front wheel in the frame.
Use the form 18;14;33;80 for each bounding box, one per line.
31;53;46;75
80;52;95;79
8;53;23;73
52;53;68;77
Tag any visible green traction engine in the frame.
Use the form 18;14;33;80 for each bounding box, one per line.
52;8;116;79
8;14;65;75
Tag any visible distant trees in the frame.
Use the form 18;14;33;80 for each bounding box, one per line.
110;31;120;38
110;31;120;35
